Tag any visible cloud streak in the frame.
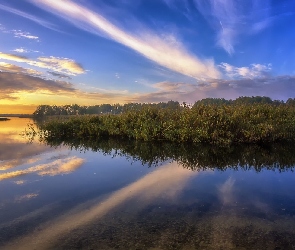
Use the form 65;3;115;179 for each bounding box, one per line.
0;62;42;76
193;0;272;54
0;4;55;31
29;0;220;79
12;47;39;53
0;52;85;76
12;30;39;40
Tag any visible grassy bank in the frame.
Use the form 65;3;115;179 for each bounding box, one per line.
37;103;295;145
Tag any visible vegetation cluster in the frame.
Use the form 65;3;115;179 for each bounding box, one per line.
36;96;295;145
33;96;295;117
33;101;180;117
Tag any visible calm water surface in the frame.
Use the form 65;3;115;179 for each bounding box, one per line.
1;118;295;249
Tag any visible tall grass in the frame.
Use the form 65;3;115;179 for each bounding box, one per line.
38;103;295;145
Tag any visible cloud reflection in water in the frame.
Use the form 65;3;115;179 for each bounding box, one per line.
4;162;197;250
0;156;85;181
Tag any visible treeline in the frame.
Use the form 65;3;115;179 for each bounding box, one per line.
33;96;295;117
37;100;295;145
33;101;180;117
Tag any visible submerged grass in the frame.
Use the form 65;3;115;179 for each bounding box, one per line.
38;103;295;145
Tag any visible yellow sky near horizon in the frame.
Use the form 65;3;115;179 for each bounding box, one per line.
0;91;134;114
0;104;37;114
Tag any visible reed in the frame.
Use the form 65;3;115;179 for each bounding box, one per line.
37;103;295;145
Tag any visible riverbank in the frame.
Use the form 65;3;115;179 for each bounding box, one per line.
37;103;295;145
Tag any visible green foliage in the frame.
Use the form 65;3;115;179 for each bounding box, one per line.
36;101;295;145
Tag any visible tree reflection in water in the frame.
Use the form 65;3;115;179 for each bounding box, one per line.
38;136;295;172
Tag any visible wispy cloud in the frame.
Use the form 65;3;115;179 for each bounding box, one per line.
0;22;39;41
12;47;39;53
0;62;28;73
192;0;272;54
12;29;39;40
0;52;85;76
35;57;84;75
12;48;29;53
0;62;42;76
0;3;55;30
193;0;241;54
220;63;272;79
0;52;28;62
29;0;220;79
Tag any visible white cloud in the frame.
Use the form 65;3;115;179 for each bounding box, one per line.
29;0;220;79
13;48;28;53
0;24;40;41
12;47;39;53
12;29;39;40
220;63;272;79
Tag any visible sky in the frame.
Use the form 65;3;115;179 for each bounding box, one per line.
0;0;295;113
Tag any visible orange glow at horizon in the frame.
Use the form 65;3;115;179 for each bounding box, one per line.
0;104;37;114
0;91;134;114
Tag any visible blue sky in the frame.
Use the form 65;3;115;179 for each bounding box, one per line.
0;0;294;112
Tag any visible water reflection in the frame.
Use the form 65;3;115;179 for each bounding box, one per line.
0;118;295;249
0;118;53;172
39;136;295;172
0;156;85;181
4;162;196;249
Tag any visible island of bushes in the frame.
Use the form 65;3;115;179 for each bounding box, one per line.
34;96;295;145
